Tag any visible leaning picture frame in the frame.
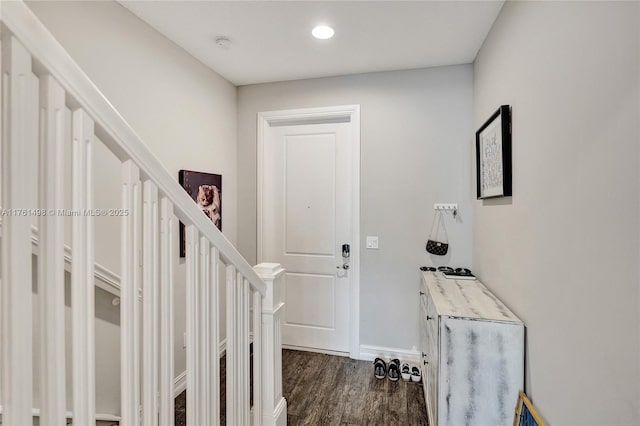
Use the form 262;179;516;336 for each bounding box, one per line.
476;104;512;199
514;391;545;426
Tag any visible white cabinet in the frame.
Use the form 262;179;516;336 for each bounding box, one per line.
419;271;524;426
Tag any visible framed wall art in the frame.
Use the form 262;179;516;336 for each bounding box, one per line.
476;105;512;199
179;169;222;257
514;391;546;426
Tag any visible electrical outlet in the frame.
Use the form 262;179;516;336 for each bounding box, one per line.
366;236;379;249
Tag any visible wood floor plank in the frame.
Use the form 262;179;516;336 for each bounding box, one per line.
368;373;388;393
300;356;350;426
318;359;352;426
385;379;409;425
407;381;429;426
340;358;373;424
286;351;331;416
362;389;385;425
282;349;306;392
288;413;302;426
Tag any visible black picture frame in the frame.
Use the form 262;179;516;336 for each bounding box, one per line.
475;105;512;199
179;169;222;257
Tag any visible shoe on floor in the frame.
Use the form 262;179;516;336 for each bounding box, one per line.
401;362;411;381
411;365;422;383
373;357;387;380
388;359;400;382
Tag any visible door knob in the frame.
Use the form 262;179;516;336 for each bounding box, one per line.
336;263;350;270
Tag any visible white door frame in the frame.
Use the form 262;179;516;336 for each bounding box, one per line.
257;104;361;359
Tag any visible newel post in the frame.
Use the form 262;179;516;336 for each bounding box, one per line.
254;263;287;426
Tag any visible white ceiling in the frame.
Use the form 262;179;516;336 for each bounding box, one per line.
119;1;505;86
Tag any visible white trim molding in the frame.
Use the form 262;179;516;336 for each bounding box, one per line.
0;221;122;296
281;344;349;358
173;337;228;398
359;344;421;364
0;405;121;423
173;371;188;398
256;105;361;359
265;397;288;426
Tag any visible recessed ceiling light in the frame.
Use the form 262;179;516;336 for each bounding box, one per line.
312;25;334;40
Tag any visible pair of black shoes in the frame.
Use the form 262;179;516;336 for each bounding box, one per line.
373;358;400;382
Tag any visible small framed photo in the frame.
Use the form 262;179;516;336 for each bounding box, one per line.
476;105;512;199
179;169;222;257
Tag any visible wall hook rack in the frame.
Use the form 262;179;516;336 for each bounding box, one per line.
434;203;458;218
434;203;458;211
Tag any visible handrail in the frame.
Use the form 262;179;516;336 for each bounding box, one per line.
1;0;265;296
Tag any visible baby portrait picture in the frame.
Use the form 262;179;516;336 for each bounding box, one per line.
179;170;222;256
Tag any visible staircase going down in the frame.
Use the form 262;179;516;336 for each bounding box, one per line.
0;2;286;425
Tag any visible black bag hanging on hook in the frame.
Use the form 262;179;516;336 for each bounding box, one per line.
426;211;449;256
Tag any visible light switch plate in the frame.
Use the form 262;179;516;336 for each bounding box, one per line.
366;236;379;249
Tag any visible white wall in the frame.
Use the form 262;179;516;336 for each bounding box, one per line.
26;0;238;414
28;108;127;415
237;66;473;352
32;274;121;416
473;1;640;424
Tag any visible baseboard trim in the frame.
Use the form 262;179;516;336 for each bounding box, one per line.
219;337;227;357
0;405;120;422
174;371;187;397
262;396;287;426
174;337;229;397
359;344;420;363
282;344;349;358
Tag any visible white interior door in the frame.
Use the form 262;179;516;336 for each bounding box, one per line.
261;118;354;354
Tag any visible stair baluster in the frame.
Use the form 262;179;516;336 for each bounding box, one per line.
37;73;67;426
142;180;160;426
121;160;142;426
1;33;36;426
159;197;175;425
210;246;221;424
71;108;96;425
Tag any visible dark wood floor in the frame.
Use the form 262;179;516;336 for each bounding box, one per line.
175;349;428;425
284;349;428;426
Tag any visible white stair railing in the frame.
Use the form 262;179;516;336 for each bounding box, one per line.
0;2;286;425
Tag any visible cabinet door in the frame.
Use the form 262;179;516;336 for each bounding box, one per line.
424;292;439;425
438;317;524;426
